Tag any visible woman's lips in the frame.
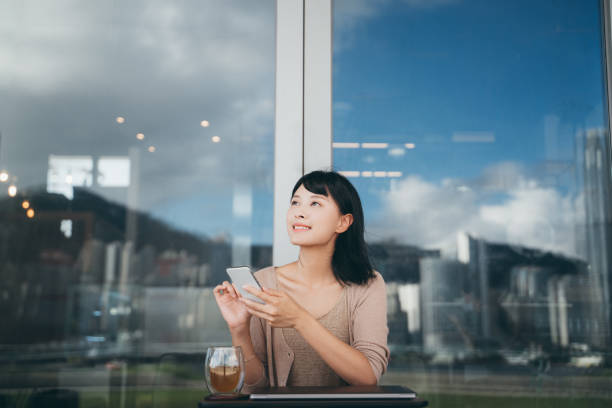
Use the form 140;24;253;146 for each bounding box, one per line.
292;224;311;231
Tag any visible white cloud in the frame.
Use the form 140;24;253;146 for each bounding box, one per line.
373;163;582;258
334;0;461;51
0;0;276;212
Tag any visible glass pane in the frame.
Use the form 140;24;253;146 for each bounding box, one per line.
333;0;611;404
0;0;275;405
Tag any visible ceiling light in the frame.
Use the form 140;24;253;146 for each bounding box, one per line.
361;143;388;149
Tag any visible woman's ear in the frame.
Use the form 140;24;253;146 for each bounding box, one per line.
336;213;354;233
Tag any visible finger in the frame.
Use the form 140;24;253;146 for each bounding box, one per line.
240;296;268;312
231;283;243;298
242;285;275;303
213;285;227;297
261;287;283;297
244;306;274;323
222;281;238;298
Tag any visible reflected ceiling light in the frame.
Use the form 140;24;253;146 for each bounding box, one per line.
374;171;387;177
211;136;221;143
136;133;145;140
8;185;17;197
333;142;359;149
200;120;210;128
388;148;405;157
148;146;156;153
116;116;126;124
65;175;73;184
338;171;360;178
452;132;495;143
26;208;35;218
361;143;388;149
22;200;30;209
0;171;8;182
405;143;416;149
388;171;403;178
361;171;373;177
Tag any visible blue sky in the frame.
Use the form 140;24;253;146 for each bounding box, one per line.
2;0;607;251
333;0;606;229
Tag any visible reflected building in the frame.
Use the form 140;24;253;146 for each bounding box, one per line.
578;128;612;348
386;283;411;344
0;187;267;355
420;258;474;353
456;232;588;354
370;242;440;283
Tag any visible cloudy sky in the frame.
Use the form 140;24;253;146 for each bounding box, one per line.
0;0;275;243
333;0;606;260
0;0;609;261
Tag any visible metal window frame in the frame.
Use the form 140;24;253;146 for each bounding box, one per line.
273;0;304;265
273;0;333;265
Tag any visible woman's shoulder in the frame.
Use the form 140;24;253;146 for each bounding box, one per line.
346;270;386;298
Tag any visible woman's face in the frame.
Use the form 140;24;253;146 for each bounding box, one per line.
286;184;353;247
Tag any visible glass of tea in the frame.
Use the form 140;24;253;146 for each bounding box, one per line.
205;346;245;396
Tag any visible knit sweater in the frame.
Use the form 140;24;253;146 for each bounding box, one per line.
243;266;390;391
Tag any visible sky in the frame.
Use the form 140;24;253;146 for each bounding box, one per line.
0;0;609;260
332;0;607;257
0;0;276;244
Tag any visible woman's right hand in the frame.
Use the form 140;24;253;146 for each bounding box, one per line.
213;281;251;330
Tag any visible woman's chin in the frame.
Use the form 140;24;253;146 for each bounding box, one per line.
290;236;312;246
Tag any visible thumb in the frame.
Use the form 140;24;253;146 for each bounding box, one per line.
262;287;282;296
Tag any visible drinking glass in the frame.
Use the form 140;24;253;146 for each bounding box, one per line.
205;346;245;395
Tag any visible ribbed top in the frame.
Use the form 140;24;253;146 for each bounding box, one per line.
281;289;350;386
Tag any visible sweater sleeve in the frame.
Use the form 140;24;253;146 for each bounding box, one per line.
242;315;269;392
350;272;390;382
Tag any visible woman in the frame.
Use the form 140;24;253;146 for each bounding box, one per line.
213;170;389;389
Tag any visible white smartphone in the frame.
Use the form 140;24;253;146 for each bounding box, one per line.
226;266;265;304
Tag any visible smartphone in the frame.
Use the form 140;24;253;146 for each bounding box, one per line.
226;266;265;304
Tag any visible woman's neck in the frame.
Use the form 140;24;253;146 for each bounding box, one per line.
295;244;337;288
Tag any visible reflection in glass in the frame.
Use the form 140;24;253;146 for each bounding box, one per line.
334;0;611;402
0;0;275;405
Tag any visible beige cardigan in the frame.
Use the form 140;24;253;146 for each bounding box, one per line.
243;266;390;390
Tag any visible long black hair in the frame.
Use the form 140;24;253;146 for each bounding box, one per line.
291;170;375;286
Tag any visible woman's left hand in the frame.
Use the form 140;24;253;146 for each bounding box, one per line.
240;286;308;328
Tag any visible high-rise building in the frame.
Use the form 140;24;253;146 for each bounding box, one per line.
580;128;612;348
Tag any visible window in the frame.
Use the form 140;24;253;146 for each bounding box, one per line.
0;0;275;405
333;0;611;403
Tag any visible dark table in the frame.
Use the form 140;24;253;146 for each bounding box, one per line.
198;386;428;408
199;398;428;407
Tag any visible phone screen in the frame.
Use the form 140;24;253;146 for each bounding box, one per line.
226;266;265;304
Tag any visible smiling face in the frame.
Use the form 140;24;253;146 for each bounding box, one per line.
286;184;353;247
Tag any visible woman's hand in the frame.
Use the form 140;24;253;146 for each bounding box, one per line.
213;281;251;331
240;285;309;328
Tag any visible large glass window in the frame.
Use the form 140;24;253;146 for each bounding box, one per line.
333;0;611;405
0;0;275;405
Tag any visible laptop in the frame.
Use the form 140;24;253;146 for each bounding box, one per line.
249;385;417;400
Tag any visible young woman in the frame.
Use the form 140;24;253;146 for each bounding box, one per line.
213;170;389;389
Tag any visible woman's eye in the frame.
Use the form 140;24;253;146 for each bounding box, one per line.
291;200;299;206
311;201;320;207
